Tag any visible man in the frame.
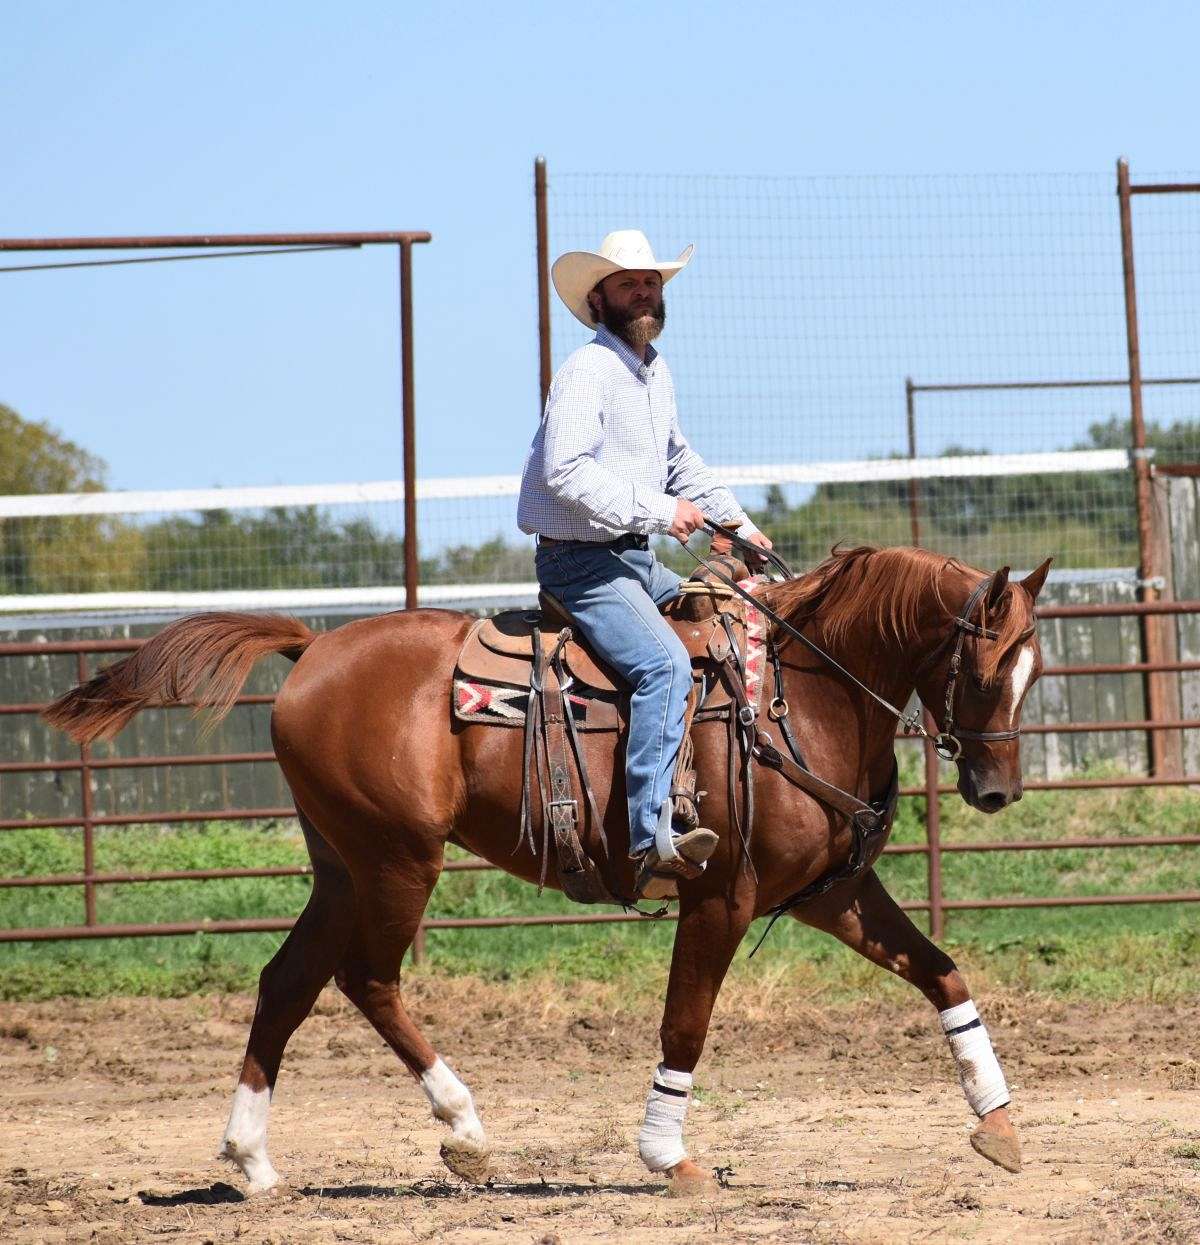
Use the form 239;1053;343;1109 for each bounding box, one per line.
518;229;772;896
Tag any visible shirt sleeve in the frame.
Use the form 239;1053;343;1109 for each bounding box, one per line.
664;411;759;535
540;363;677;535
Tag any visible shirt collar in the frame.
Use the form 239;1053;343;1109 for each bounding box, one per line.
594;324;657;380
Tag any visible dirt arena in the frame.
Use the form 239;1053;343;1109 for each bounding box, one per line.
2;978;1198;1243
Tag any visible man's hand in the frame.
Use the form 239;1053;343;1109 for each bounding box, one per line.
668;498;708;544
740;529;773;569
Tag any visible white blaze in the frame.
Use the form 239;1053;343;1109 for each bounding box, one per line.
421;1057;486;1142
221;1084;279;1192
1006;645;1036;726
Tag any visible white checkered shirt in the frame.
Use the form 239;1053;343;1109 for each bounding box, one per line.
517;326;757;542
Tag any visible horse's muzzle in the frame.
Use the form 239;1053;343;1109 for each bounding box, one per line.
957;764;1023;814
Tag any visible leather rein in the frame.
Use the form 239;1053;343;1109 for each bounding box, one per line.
685;524;1033;764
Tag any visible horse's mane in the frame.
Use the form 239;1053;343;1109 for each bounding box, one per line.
760;545;1030;687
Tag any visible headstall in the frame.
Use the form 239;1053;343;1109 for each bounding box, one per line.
922;576;1037;761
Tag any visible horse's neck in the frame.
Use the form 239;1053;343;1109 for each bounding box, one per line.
779;602;936;786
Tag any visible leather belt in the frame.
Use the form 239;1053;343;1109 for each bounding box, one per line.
537;533;649;552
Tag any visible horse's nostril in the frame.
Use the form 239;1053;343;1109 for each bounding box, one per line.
978;791;1008;814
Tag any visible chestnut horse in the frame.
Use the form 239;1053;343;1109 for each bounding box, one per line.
45;545;1050;1195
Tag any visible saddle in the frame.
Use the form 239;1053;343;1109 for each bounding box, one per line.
452;566;765;905
455;583;746;728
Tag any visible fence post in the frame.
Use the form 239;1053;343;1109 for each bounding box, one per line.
399;238;419;611
1117;157;1167;775
76;651;97;926
924;711;944;939
535;155;552;415
905;377;921;547
1150;475;1184;774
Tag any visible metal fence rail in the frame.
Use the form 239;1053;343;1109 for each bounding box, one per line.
2;599;1199;953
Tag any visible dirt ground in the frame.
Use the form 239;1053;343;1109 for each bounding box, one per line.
1;979;1198;1244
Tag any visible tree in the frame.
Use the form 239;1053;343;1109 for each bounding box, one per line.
0;404;107;495
0;404;149;594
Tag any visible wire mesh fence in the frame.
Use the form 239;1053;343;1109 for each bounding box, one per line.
543;167;1200;576
1;167;1199;612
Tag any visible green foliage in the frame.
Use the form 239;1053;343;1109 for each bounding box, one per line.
0;404;142;594
7;398;1199;595
140;507;408;591
738;416;1200;571
0;404;107;496
419;535;534;586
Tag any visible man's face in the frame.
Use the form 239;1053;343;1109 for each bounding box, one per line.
588;270;666;347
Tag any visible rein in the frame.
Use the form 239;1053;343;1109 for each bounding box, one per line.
683;524;1016;761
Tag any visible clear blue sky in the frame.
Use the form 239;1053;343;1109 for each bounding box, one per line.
2;0;1197;493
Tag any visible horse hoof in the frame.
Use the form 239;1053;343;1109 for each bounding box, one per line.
440;1136;492;1184
665;1158;717;1197
970;1124;1021;1173
219;1139;280;1194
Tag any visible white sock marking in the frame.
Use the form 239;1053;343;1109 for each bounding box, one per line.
221;1084;279;1192
421;1057;486;1143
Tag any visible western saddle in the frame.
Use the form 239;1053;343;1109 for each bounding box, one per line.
452;558;762;906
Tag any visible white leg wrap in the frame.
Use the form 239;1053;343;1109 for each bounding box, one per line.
638;1064;691;1172
939;1001;1011;1118
421;1057;486;1143
221;1084;280;1192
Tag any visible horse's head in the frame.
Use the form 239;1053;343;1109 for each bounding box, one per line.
914;558;1052;814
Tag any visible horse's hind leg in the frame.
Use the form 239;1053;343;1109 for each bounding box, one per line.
332;847;491;1184
221;813;355;1192
798;867;1021;1173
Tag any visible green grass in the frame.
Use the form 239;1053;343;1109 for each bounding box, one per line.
1;774;1198;1002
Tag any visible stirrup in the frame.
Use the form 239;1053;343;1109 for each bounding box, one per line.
633;827;718;898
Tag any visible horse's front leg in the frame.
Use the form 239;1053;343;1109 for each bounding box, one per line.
798;867;1020;1172
643;889;754;1195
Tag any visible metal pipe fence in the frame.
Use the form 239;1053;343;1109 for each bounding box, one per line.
2;599;1199;951
0;230;430;608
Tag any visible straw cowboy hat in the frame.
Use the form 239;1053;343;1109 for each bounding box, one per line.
552;230;694;329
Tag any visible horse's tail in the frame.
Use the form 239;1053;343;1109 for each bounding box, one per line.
43;612;315;744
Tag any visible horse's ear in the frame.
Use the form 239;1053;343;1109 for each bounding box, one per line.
987;567;1010;609
1020;557;1053;602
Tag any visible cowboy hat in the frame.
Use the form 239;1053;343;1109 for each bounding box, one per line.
552;229;694;329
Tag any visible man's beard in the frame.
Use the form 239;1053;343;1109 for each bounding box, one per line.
595;291;666;347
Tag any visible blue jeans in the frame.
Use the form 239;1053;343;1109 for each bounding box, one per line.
534;539;690;856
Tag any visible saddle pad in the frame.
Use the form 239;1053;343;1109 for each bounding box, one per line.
452;577;769;732
453;678;620;731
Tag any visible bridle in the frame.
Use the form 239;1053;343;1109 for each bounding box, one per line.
684;525;1036;763
919;576;1036;761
